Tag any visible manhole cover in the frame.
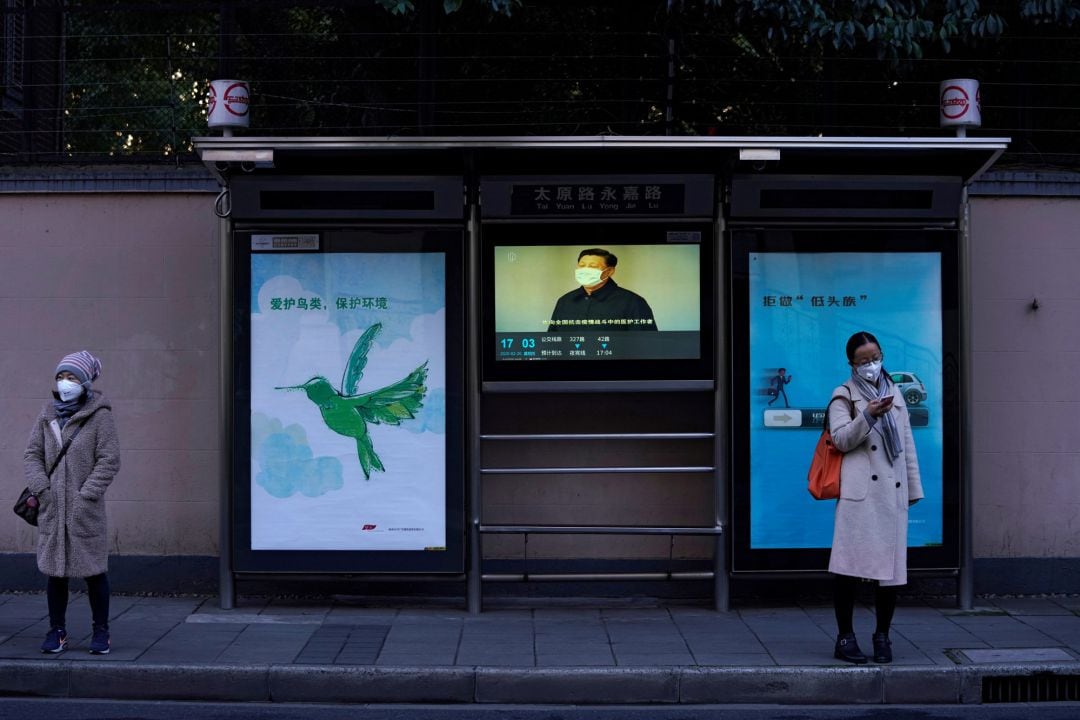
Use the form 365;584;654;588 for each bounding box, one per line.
957;648;1075;664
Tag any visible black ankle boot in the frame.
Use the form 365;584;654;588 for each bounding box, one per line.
872;632;892;663
834;633;868;664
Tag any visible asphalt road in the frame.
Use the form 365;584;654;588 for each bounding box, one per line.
2;699;1080;720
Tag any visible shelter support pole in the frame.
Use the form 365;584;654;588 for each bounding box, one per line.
218;211;236;610
958;187;975;610
466;190;483;614
714;214;730;612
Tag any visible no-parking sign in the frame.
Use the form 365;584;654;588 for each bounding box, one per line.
208;79;251;128
939;79;981;128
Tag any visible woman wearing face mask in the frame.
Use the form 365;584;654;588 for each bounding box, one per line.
826;331;922;665
22;351;120;655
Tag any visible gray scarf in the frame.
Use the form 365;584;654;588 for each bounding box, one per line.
850;369;902;465
52;390;92;429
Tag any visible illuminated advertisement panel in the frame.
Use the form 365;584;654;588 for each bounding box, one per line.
234;228;464;573
731;229;959;573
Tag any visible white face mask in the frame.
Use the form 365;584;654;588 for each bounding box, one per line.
857;361;882;383
575;267;604;287
57;379;84;402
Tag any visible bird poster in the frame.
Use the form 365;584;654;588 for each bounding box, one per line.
248;252;447;552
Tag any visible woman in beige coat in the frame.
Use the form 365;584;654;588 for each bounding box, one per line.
827;331;923;665
23;351;120;655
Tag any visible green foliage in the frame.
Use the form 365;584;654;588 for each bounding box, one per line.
64;8;217;158
376;0;415;14
48;0;1080;164
481;0;521;14
1019;0;1080;24
685;0;1026;60
397;0;1080;41
377;0;521;14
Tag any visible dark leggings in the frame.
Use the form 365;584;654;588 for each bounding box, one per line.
833;574;897;636
47;574;110;629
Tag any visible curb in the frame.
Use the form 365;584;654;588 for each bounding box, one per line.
1;659;1079;705
270;665;475;704
476;667;678;704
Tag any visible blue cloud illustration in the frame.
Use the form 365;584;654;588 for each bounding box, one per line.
405;388;445;434
253;418;344;499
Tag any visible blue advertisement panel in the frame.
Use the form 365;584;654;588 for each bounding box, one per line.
233;228;464;574
749;251;942;549
731;230;960;574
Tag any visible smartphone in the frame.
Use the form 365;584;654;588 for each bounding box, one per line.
878;394;895;406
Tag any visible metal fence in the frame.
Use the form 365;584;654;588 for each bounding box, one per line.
0;1;1077;166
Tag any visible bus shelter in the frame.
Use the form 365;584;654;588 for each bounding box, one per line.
194;136;1007;611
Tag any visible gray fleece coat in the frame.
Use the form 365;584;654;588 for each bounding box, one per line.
24;392;121;578
826;378;923;586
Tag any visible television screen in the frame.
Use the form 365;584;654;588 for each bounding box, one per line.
482;223;713;385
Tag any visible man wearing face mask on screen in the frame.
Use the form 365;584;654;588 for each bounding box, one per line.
548;248;657;332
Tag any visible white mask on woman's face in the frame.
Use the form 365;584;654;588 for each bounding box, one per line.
57;379;84;402
857;360;882;383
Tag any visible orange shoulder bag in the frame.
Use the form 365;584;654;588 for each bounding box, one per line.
807;388;855;500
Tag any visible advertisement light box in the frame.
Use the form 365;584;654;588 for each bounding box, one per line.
233;228;464;573
730;229;960;573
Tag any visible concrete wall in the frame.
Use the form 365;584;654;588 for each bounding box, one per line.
970;195;1080;559
0;193;220;562
3;188;1080;594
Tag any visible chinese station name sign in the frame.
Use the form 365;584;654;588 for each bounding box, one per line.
510;183;685;216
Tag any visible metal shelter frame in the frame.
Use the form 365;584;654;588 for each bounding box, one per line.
195;135;1008;612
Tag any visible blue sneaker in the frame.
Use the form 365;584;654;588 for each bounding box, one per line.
41;626;67;654
89;624;110;655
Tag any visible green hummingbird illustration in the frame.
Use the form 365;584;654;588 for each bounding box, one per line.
276;323;428;479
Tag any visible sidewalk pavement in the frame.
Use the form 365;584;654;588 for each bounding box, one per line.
2;592;1080;705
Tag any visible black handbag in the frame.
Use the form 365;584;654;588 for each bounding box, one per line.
13;486;39;526
12;411;99;527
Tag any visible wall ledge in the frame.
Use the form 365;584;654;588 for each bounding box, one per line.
970;170;1080;197
2;554;1078;597
0;165;218;193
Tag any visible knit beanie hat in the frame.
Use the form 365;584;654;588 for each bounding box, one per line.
56;350;102;385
